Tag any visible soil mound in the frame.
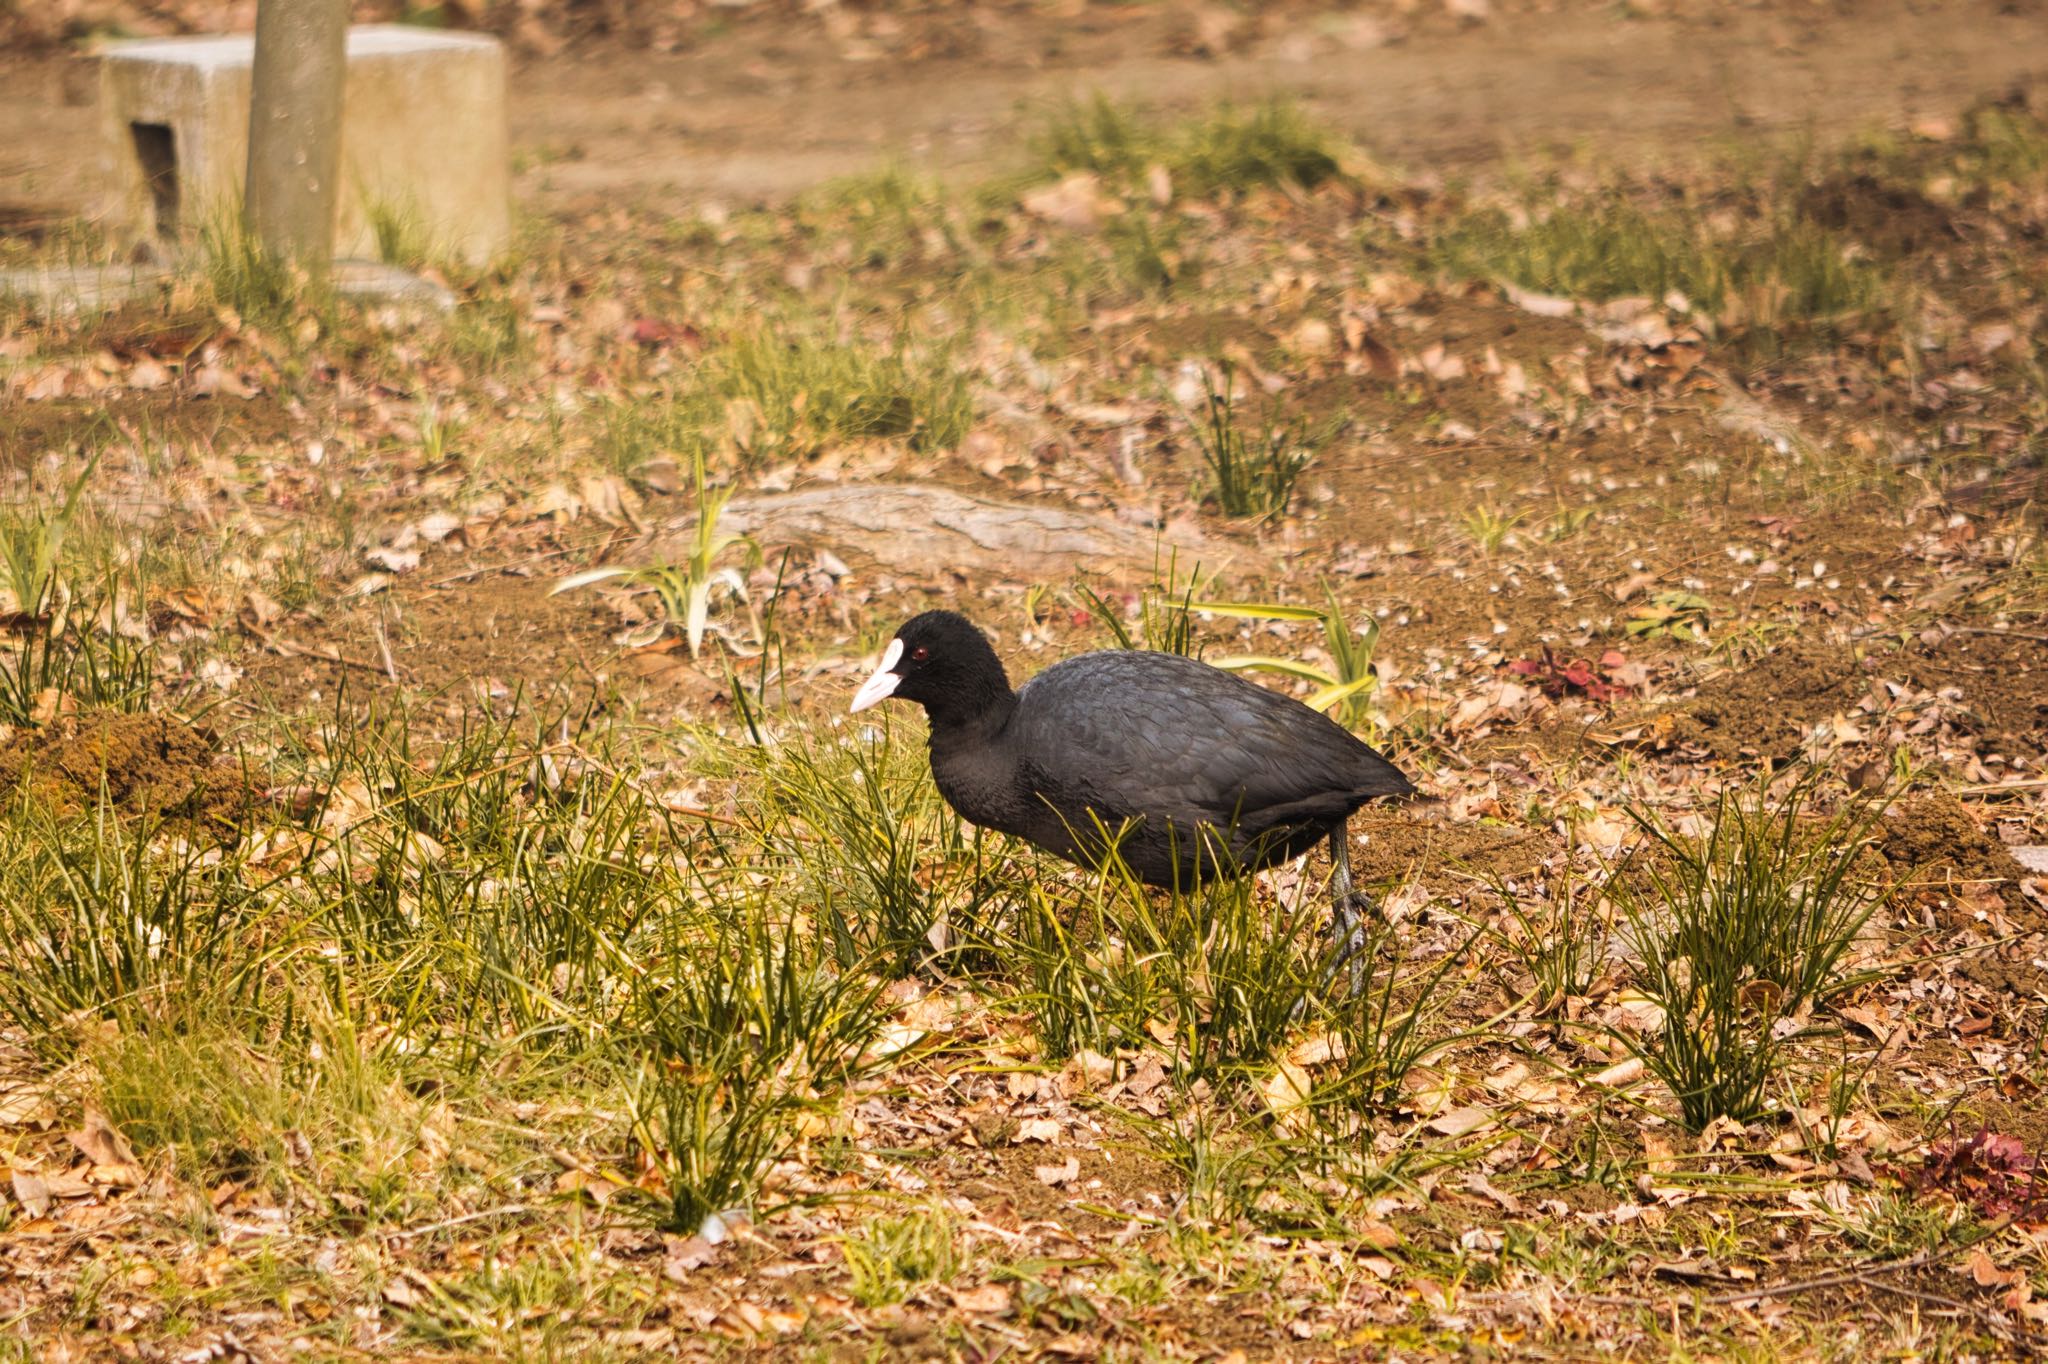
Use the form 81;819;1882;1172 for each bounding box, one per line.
0;712;251;833
1878;792;2046;983
1878;792;2029;888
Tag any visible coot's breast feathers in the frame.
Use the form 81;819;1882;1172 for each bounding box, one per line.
1006;651;1411;837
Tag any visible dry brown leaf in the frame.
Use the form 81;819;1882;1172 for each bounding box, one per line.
1259;1058;1315;1133
0;1082;54;1129
1287;1032;1346;1068
1059;1048;1115;1095
1586;1057;1646;1088
1964;1248;2025;1288
69;1110;138;1170
1124;1056;1170;1097
1425;1105;1494;1138
1021;174;1119;232
950;1282;1012;1314
10;1169;50;1218
1034;1156;1080;1187
663;1235;717;1279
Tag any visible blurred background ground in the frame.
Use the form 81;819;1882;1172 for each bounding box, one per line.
5;0;2046;212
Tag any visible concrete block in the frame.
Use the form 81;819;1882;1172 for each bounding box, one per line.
99;24;509;266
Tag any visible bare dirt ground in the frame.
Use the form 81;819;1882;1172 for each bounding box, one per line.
6;0;2047;212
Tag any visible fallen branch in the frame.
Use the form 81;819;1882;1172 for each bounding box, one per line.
248;625;403;679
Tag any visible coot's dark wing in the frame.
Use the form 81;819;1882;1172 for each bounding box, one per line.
1007;650;1411;838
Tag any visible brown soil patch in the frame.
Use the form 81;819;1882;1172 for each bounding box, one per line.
1901;627;2048;751
1650;627;2048;770
234;568;631;716
0;390;297;466
1798;173;1959;259
1352;807;1561;890
0;711;251;833
1950;1095;2048;1164
1656;640;1868;764
11;2;2048;217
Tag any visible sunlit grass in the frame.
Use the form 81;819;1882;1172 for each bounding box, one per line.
1034;95;1345;198
1433;188;1889;357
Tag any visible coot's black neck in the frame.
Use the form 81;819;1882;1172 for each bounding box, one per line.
921;645;1017;736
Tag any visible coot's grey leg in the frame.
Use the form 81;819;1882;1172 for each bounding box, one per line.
1323;824;1376;996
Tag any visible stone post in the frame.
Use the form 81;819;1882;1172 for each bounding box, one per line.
244;0;347;273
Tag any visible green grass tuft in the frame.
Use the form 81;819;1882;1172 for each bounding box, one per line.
1034;96;1345;198
603;325;974;473
840;1206;961;1306
1606;772;1891;1132
1179;361;1331;520
1434;191;1889;356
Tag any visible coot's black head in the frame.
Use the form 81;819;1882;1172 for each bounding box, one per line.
850;610;1013;726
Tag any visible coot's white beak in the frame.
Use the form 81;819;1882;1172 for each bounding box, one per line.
849;638;905;713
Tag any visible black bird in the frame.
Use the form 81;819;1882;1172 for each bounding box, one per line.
849;610;1413;971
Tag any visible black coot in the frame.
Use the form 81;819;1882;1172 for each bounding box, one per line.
850;610;1413;960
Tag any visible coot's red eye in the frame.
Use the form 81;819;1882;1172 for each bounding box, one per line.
911;646;930;662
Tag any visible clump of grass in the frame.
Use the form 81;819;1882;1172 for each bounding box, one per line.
1623;588;1712;644
603;327;974;472
1121;1103;1298;1229
840;1206;961;1307
727;720;1015;978
93;1005;420;1211
1724;218;1888;339
1172;100;1345;197
1958;100;2048;190
0;804;265;1048
1103;211;1187;295
1071;562;1326;658
199;211;334;335
275;700;692;1063
1439;197;1718;307
1475;844;1616;1017
1545;504;1599;541
444;289;528;374
1119;1069;1456;1236
552;449;762;658
1034;94;1161;186
719;329;974;461
1035;95;1344;198
1605;773;1890;1132
1435;192;1888;356
626;908;885;1234
364;194;437;269
0;454;155;728
797;167;962;271
1461;505;1525;555
1010;885;1110;1058
1488;869;1611;1011
1824;1189;1967;1256
1072;577;1201;657
1006;844;1324;1077
1181;362;1330;519
1312;917;1480;1109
